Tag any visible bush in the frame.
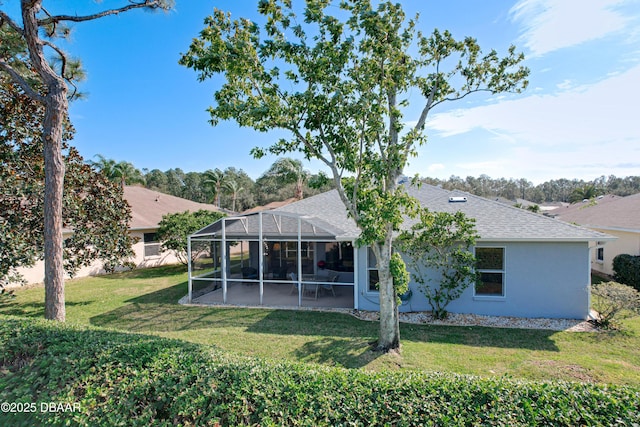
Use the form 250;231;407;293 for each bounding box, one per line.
156;209;225;265
1;316;639;426
398;209;479;320
612;254;640;291
591;281;640;328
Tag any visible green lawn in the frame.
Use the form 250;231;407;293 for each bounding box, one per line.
2;265;639;386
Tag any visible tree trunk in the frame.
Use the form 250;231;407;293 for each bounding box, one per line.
22;0;68;321
295;179;303;200
42;90;67;321
373;239;400;351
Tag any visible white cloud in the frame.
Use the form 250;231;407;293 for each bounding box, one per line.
556;79;573;90
509;0;630;56
427;64;640;146
420;64;640;183
427;163;445;173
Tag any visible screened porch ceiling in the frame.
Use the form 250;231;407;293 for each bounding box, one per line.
191;211;351;241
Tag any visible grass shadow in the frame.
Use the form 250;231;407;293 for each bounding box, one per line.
90;284;384;368
100;264;188;280
292;337;380;368
401;322;561;351
0;300;93;318
92;292;377;338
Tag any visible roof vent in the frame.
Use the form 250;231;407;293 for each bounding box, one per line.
449;196;467;203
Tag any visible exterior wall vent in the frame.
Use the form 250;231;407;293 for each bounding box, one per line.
449;196;467;203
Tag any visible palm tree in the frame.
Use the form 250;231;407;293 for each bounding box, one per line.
265;158;310;200
90;155;143;188
113;161;144;188
224;178;243;212
569;184;598;203
89;154;118;181
202;168;224;207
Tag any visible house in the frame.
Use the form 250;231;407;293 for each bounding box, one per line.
550;193;640;277
493;196;563;212
15;186;220;285
187;184;613;319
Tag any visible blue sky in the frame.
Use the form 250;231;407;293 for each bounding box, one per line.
3;0;640;184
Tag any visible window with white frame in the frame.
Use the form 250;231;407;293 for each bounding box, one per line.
596;246;604;263
367;247;379;292
475;247;505;297
283;241;314;259
143;233;161;258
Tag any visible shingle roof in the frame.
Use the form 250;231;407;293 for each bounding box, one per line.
124;186;220;230
276;190;362;239
552;192;640;232
192;211;346;240
240;197;298;214
274;184;613;242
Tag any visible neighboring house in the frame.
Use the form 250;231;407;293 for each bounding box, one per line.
550;193;640;277
188;184;613;320
493;196;562;212
15;186;220;285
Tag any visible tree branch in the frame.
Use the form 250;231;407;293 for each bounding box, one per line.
0;59;44;102
42;39;66;73
432;88;493;110
37;1;168;25
0;10;25;35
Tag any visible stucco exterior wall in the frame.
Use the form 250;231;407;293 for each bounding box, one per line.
9;229;182;288
590;229;640;277
355;242;591;320
129;230;183;269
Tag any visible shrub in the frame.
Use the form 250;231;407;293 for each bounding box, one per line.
398;209;479;320
156;209;225;265
612;254;640;290
1;315;639;426
591;281;640;328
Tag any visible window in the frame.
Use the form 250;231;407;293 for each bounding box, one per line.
596;246;604;263
367;247;379;292
283;241;314;260
143;233;161;258
475;247;505;297
324;242;354;272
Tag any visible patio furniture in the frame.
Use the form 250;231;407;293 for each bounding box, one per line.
321;274;338;297
241;267;258;284
271;265;288;280
291;273;325;299
289;272;299;295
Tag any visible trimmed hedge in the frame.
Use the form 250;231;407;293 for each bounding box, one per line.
1;316;639;426
613;254;640;291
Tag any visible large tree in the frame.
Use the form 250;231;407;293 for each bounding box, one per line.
223;178;243;212
202;168;225;206
181;0;528;350
156;210;225;265
0;0;173;321
90;155;145;188
262;157;310;200
0;75;135;290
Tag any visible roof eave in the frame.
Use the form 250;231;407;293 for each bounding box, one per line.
477;236;617;243
580;225;640;234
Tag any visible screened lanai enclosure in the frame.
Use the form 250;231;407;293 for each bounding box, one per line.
187;211;356;309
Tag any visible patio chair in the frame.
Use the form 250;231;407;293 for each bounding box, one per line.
241;267;258;285
288;272;299;295
321;274;338;297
